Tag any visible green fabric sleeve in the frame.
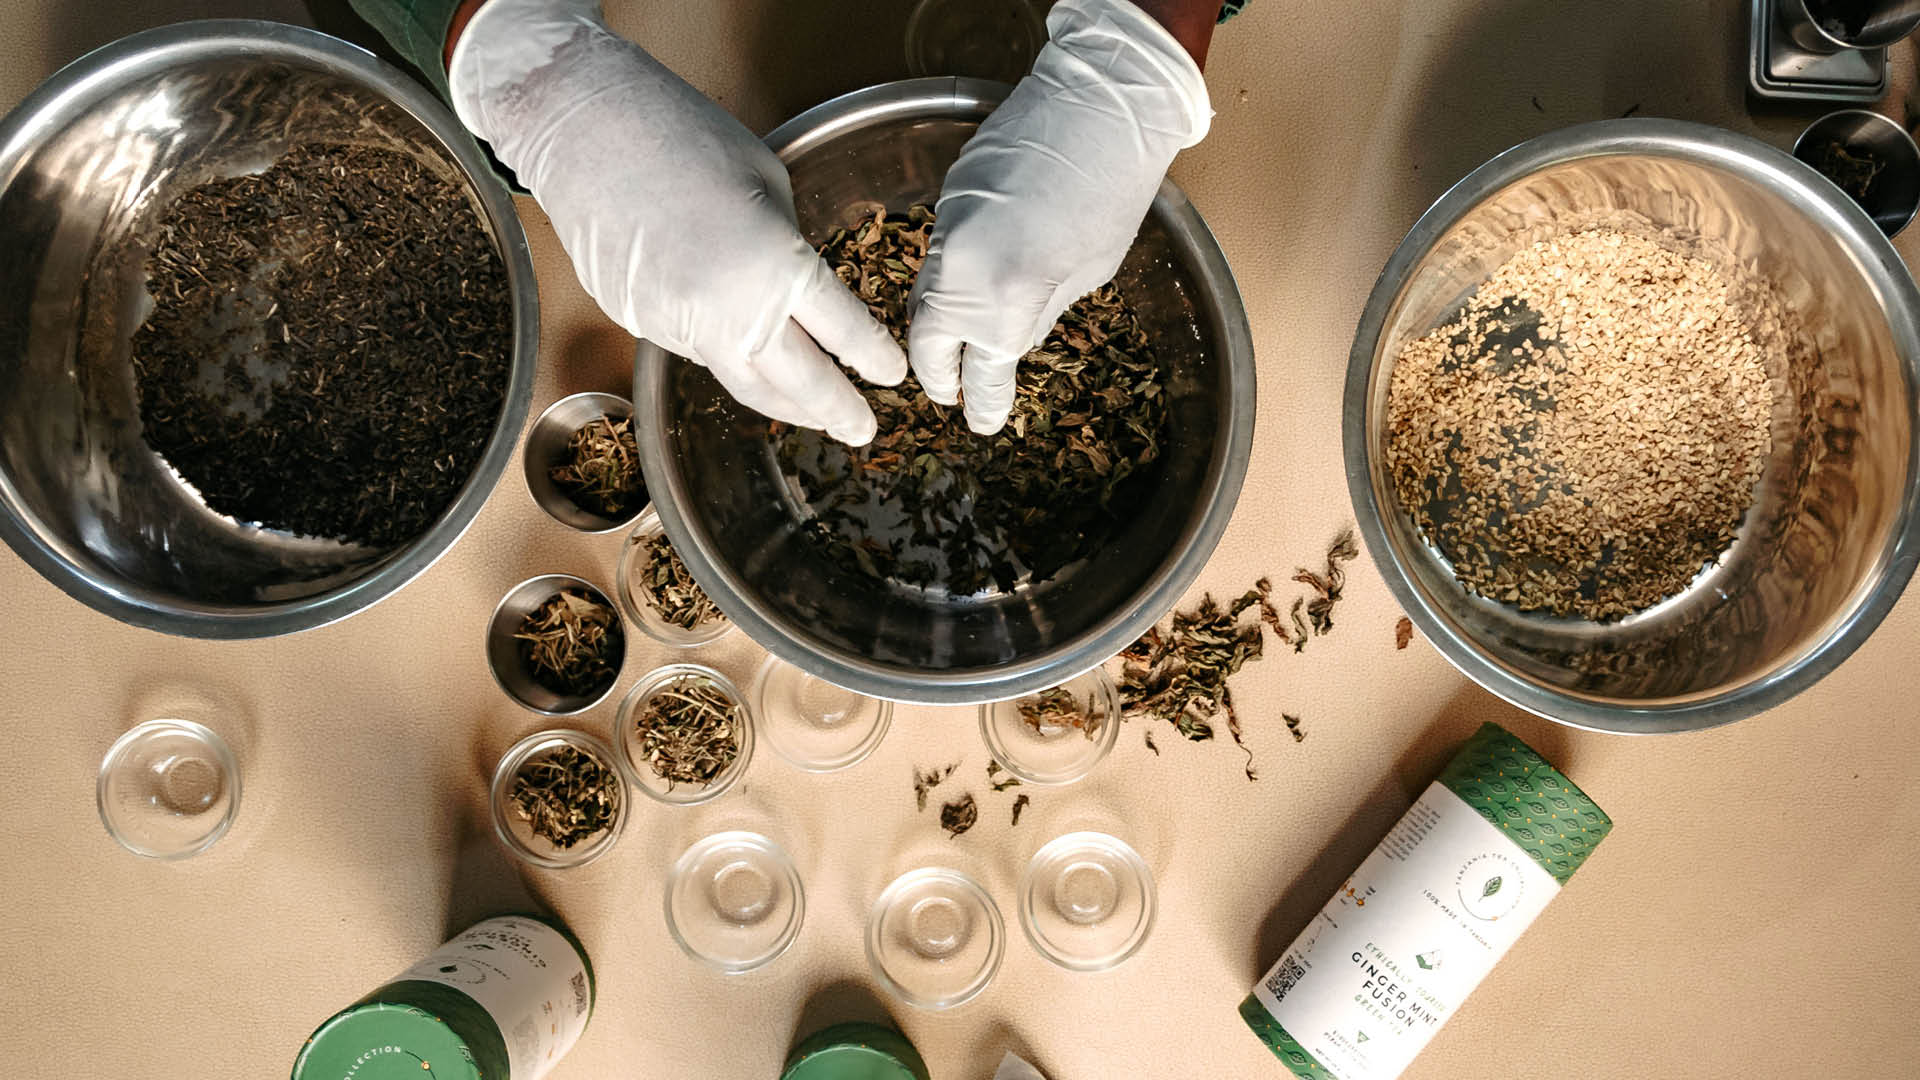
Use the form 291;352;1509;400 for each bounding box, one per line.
348;0;464;100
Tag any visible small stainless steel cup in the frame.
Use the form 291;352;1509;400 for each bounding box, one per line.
1781;0;1920;52
487;574;627;716
524;392;647;533
1794;109;1920;237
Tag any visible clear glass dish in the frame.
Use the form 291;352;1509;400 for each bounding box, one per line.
977;668;1121;785
616;511;735;648
613;664;755;806
97;718;240;859
866;867;1004;1010
752;655;892;772
489;729;629;870
665;831;805;973
1018;831;1155;971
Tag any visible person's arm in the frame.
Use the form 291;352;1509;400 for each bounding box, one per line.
1132;0;1224;67
349;0;905;446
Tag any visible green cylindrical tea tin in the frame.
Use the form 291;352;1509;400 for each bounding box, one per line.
292;914;594;1080
781;1022;930;1080
1241;723;1611;1080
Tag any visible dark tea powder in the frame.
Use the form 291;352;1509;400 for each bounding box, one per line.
129;142;512;548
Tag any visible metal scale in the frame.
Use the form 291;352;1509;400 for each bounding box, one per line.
1749;0;1907;102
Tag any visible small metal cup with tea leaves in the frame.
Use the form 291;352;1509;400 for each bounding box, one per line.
616;511;735;647
525;392;649;532
487;574;627;716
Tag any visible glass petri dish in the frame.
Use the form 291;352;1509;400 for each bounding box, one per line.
665;831;805;973
977;668;1121;785
489;729;629;870
752;655;893;772
616;511;735;648
866;867;1004;1010
97;718;240;859
613;664;755;806
1018;831;1156;972
904;0;1049;84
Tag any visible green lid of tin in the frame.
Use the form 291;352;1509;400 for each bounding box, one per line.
1436;722;1613;886
292;1001;483;1080
782;1022;929;1080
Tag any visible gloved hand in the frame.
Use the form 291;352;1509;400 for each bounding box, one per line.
449;0;905;445
907;0;1211;435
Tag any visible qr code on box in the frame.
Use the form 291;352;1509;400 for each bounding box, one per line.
1264;955;1307;1003
570;971;588;1017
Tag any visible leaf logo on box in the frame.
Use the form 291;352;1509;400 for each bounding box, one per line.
1456;853;1524;921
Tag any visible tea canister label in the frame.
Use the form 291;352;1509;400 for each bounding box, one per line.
1250;781;1560;1080
399;916;591;1080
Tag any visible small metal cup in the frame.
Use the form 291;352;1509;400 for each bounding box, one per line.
487;574;627;716
1780;0;1920;52
1794;109;1920;237
524;392;648;533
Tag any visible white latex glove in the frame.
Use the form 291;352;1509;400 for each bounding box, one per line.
449;0;905;445
907;0;1211;435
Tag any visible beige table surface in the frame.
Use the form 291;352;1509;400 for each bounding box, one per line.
3;1;1919;1077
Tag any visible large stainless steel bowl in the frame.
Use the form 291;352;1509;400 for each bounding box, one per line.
0;22;537;637
635;79;1255;705
1348;119;1920;733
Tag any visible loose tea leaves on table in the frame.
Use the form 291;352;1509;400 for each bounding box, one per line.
129;143;512;548
772;206;1170;597
509;745;619;849
986;760;1022;792
913;761;959;812
638;533;724;631
632;677;743;788
1011;793;1031;827
517;591;623;698
1119;592;1265;780
940;792;979;839
1018;686;1100;739
1294;529;1360;639
1115;528;1361;780
1284;713;1305;743
552;416;644;519
1395;616;1415;650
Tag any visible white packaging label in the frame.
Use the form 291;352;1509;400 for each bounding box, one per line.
1252;782;1560;1080
400;916;592;1080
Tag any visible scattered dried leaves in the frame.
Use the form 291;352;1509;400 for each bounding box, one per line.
940;793;979;838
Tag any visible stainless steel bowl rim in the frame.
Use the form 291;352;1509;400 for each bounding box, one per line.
635;77;1256;705
0;21;538;637
1345;118;1920;734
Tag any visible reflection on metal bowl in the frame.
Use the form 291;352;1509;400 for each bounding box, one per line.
1348;119;1920;733
0;22;536;637
635;78;1255;705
